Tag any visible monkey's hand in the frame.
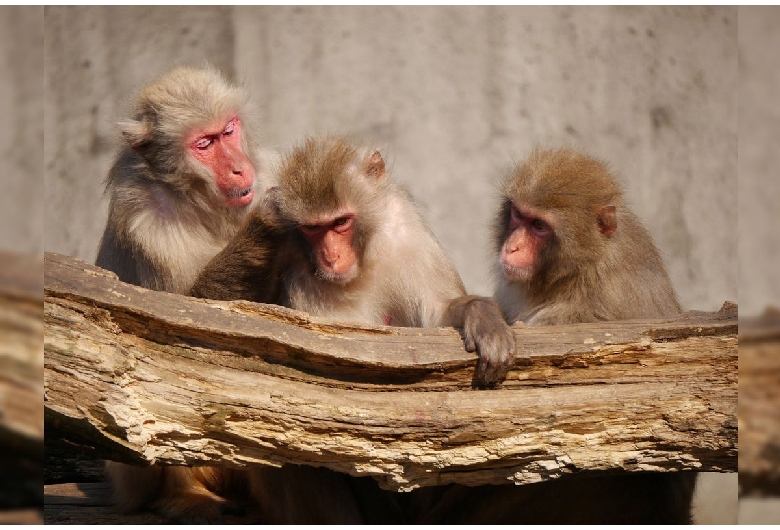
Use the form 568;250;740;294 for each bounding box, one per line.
446;296;516;386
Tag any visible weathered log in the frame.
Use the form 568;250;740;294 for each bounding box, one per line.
739;307;780;496
0;250;44;510
44;252;737;491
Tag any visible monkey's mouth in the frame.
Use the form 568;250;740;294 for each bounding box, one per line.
316;265;359;285
230;186;253;199
501;261;532;281
225;185;255;207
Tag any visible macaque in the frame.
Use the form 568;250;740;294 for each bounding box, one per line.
192;136;515;386
430;146;693;524
190;136;516;523
493;147;681;324
96;65;272;293
96;65;275;522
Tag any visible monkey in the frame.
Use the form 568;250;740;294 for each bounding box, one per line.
493;147;681;325
192;136;515;386
406;146;696;524
96;64;273;293
189;136;517;523
96;65;276;522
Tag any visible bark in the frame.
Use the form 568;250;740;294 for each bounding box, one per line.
44;252;736;491
739;307;780;496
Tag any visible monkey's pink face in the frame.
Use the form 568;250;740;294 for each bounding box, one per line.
501;203;553;281
188;116;256;208
299;214;359;284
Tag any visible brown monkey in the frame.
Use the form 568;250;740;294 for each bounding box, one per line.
190;136;516;523
493;147;681;324
97;65;275;522
192;136;515;386
410;147;695;524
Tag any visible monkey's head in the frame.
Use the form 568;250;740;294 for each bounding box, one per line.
276;137;389;285
494;147;623;293
119;65;258;210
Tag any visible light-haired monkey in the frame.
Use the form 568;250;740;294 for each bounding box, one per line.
410;147;695;524
193;136;516;386
190;136;517;523
97;65;276;522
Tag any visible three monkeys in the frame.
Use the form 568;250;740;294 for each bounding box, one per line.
97;66;694;523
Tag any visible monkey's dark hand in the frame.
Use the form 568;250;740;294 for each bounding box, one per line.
447;296;516;386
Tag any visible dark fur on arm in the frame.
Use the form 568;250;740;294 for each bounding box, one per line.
444;295;516;386
190;211;290;303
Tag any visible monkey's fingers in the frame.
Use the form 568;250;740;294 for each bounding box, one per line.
468;325;515;386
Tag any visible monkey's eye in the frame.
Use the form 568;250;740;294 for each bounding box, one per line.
332;216;353;232
193;137;213;150
223;120;236;136
530;218;550;234
301;224;320;233
509;206;522;222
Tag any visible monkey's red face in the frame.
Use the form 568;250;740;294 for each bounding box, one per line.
501;203;553;281
188;116;256;208
299;214;359;284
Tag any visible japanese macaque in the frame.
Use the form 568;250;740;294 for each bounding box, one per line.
443;146;692;524
97;65;275;522
493;147;681;324
192;136;515;386
96;65;273;294
190;136;516;523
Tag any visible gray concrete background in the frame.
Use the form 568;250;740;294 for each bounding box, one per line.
739;7;780;317
43;6;738;313
0;6;43;256
40;5;741;523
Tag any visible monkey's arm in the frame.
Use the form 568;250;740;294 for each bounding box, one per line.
190;213;289;303
443;295;516;386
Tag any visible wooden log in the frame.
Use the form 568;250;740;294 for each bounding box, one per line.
44;252;737;491
739;307;780;496
0;250;44;509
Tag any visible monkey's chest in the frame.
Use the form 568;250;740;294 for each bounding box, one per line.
286;282;404;328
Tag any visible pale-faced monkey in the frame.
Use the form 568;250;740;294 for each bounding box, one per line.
413;147;694;524
97;65;275;522
96;64;274;294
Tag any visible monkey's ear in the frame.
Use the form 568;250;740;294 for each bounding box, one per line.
119;118;154;149
597;205;617;237
363;150;386;180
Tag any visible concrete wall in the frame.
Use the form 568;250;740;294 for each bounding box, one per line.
0;6;43;256
739;7;780;316
40;5;739;523
44;6;737;312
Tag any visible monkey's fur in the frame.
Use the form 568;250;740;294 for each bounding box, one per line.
417;147;694;524
192;136;515;386
493;147;681;325
97;65;274;522
96;65;270;294
189;136;516;523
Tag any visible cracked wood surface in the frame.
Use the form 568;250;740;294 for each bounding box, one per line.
44;252;737;491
